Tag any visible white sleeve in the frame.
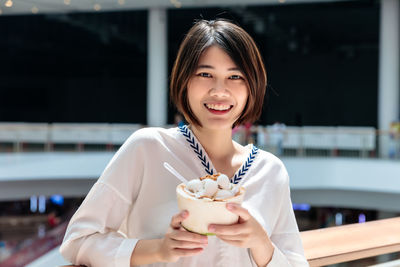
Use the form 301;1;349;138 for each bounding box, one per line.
60;133;145;267
249;174;309;267
267;174;309;267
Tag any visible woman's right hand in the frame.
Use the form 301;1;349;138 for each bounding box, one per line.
158;210;208;263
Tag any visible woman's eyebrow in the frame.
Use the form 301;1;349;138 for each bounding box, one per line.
197;64;241;71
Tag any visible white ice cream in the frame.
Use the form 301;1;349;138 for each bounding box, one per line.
186;179;203;193
202;179;218;197
185;173;236;200
217;174;231;190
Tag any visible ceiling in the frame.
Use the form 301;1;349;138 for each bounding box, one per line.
0;0;346;16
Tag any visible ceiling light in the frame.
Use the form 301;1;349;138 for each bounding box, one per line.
170;0;182;8
5;0;13;8
93;4;101;11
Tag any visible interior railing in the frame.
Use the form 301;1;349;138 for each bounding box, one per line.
2;123;399;160
301;216;400;266
59;217;400;267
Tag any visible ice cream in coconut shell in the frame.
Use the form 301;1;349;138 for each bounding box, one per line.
176;173;245;235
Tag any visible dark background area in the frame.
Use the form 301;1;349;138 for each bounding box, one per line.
0;0;379;126
0;11;148;123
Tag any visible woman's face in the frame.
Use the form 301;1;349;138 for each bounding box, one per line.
187;45;249;131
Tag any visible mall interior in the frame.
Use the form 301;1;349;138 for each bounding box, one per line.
0;0;400;266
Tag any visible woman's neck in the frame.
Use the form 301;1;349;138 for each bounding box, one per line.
190;125;235;163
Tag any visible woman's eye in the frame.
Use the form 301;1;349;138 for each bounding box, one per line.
198;73;211;78
229;75;242;80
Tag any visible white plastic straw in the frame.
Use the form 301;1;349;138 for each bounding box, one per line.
163;162;189;184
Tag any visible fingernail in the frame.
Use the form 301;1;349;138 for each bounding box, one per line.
181;210;188;217
208;225;215;232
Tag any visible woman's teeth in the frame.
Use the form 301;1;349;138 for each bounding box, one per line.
205;103;231;111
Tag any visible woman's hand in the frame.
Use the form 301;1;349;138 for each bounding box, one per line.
208;203;274;266
158;210;208;263
130;211;207;266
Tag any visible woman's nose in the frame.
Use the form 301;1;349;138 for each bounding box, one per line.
209;80;229;97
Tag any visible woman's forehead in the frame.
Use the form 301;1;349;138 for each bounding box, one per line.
196;46;241;71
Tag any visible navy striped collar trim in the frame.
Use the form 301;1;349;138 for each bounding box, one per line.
178;125;258;184
232;145;258;184
179;125;214;175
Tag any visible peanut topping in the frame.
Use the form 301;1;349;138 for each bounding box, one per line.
199;173;221;181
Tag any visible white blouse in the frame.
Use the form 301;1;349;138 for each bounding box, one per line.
60;126;309;267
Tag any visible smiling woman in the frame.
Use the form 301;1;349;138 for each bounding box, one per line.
59;19;308;267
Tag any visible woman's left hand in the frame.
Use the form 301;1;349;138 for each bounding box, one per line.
208;203;268;249
208;203;274;266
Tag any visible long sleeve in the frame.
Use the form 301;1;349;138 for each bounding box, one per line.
266;173;309;266
60;132;145;267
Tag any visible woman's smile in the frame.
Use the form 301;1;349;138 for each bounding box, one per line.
204;103;234;114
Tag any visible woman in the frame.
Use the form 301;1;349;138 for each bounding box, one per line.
60;19;308;267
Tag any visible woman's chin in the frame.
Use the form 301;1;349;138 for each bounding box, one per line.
199;120;235;131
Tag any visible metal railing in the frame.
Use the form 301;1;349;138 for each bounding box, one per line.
0;122;142;152
2;123;399;160
235;125;400;160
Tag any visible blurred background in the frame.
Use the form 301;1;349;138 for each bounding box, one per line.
0;0;399;266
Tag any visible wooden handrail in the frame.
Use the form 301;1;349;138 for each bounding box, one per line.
61;217;400;267
301;217;400;266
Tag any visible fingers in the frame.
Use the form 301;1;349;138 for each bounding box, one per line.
215;233;247;241
166;227;208;251
226;203;251;221
170;210;188;229
169;239;207;249
208;223;247;235
164;229;208;258
162;211;208;262
170;230;208;244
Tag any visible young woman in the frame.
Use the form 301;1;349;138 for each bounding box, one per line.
60;19;308;267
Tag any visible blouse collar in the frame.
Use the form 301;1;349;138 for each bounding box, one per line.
178;125;258;184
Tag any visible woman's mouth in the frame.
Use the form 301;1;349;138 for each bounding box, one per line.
204;103;233;115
